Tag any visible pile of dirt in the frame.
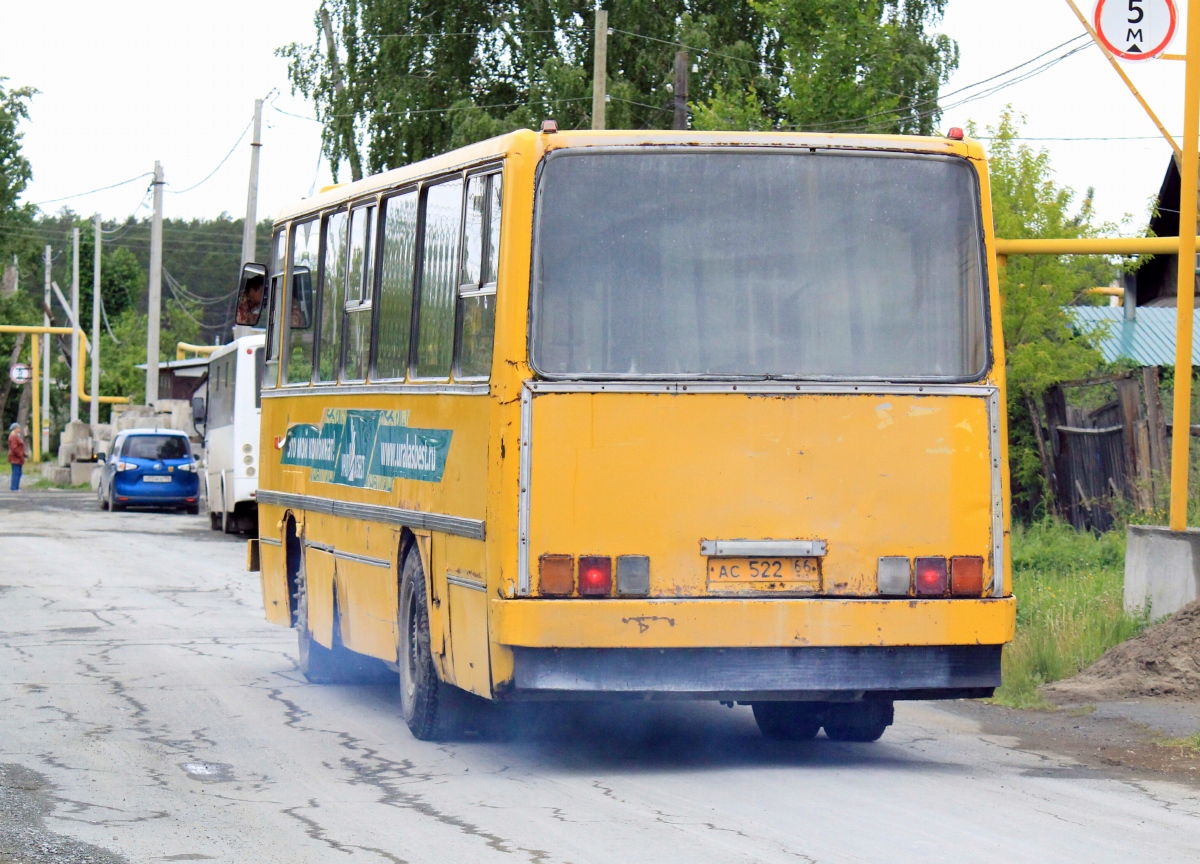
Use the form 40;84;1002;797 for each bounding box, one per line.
1044;599;1200;702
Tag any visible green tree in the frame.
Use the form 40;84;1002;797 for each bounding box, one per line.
280;0;957;176
694;0;958;134
978;108;1120;515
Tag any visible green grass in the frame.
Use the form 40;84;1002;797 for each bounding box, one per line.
1159;731;1200;754
994;519;1150;708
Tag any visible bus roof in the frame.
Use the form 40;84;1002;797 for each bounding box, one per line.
273;129;983;225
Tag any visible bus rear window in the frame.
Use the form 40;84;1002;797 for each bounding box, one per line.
531;150;987;380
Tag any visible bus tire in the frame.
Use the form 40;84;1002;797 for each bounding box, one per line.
398;547;465;741
822;700;893;743
751;702;822;741
220;478;236;534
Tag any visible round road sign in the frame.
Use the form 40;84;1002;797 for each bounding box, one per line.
1094;0;1177;61
8;363;30;385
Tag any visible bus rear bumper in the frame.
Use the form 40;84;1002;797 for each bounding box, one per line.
503;644;1000;701
490;596;1016;649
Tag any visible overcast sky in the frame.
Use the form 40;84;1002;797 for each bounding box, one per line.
5;0;1192;232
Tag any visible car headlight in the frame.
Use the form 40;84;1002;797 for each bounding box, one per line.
178;462;197;472
117;461;138;471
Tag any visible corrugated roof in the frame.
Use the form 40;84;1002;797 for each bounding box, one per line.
1067;306;1200;365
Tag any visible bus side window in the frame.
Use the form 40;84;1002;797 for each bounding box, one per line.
414;178;464;379
263;229;286;389
456;172;501;380
316;210;348;382
283;218;319;385
342;203;376;382
373;190;418;380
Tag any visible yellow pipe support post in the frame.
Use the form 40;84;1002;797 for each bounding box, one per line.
76;332;128;405
0;325;129;406
1064;0;1183;162
1170;8;1200;532
29;333;40;464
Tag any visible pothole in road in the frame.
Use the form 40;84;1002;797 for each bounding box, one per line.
179;762;235;783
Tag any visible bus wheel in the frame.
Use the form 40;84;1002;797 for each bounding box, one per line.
751;702;822;741
822;700;893;743
220;478;236;534
398;547;465;741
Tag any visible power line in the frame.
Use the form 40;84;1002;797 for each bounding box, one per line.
168;117;254;195
804;36;1091;133
32;173;154;208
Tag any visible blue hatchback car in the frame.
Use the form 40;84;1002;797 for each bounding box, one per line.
98;429;201;514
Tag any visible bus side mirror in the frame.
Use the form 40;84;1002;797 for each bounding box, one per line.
235;263;269;326
191;394;206;423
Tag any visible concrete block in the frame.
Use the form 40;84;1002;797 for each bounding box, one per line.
60;421;91;446
1124;524;1200;618
71;461;97;487
154;399;194;433
40;465;71;486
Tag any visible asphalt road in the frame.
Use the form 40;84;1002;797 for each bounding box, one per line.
2;496;1200;863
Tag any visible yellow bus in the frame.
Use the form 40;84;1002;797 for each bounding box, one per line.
239;127;1016;743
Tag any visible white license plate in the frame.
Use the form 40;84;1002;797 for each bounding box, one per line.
142;475;172;483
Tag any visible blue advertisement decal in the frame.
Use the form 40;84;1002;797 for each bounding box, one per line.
280;408;452;488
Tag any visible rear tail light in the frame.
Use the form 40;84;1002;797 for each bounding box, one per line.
578;556;612;595
914;557;948;595
876;557;911;595
538;555;574;596
951;557;985;596
616;556;650;595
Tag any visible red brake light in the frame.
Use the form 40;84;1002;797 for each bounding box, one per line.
914;557;947;595
578;556;612;595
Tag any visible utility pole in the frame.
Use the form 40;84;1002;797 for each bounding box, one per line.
146;161;164;407
673;51;689;131
591;9;608;131
234;99;264;341
70;227;80;422
90;215;102;430
241;99;263;267
42;245;50;456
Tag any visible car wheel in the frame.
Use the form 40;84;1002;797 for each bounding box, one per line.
398;547;469;741
98;484;109;511
822;700;893;743
752;702;823;741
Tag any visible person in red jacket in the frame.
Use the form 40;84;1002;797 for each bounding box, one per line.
8;422;26;491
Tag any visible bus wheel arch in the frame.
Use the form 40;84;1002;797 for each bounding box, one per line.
284;512;302;627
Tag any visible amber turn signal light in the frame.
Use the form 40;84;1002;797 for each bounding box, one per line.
914;557;947;596
578;556;612;596
951;556;985;596
538;555;574;596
